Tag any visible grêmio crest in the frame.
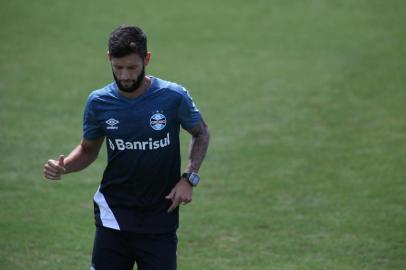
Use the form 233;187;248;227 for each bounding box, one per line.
149;111;166;131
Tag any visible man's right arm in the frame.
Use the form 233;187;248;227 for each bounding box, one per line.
43;137;104;180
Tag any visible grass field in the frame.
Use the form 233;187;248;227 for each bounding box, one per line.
1;0;405;269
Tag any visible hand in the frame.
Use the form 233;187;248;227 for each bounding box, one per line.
43;155;66;180
165;178;193;213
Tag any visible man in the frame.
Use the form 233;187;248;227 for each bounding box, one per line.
43;25;210;270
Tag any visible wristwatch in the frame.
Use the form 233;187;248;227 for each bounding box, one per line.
182;172;200;187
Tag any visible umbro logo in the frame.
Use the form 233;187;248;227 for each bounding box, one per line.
106;118;119;130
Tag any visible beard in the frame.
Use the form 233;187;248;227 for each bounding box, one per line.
113;66;145;93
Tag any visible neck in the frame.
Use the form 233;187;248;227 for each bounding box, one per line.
118;76;151;99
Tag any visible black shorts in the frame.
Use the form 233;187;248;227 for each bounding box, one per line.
91;227;177;270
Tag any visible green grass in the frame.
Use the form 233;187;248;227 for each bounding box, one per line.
1;0;405;269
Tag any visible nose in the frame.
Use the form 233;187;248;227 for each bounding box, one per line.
120;69;131;80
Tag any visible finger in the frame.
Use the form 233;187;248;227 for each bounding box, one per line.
178;193;192;203
47;160;66;173
47;160;61;170
183;198;192;204
165;189;176;200
180;197;192;205
58;155;65;167
45;175;61;180
46;176;61;180
44;169;62;178
44;164;61;175
44;166;62;177
44;164;63;174
44;171;61;180
167;199;181;213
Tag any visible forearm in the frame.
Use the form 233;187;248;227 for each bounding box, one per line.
186;121;210;173
64;139;103;174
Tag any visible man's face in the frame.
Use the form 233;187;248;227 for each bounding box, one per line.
110;53;148;92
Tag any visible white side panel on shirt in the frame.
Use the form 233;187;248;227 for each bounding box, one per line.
93;186;120;230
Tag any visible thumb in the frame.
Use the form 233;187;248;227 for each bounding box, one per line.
58;155;65;167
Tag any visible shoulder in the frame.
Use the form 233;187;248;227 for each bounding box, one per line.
152;77;190;99
86;83;116;104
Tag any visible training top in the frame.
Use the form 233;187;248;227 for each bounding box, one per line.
83;76;201;233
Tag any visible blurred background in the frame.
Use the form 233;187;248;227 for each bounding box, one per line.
0;0;405;269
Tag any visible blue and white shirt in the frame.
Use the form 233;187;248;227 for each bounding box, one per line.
83;76;201;233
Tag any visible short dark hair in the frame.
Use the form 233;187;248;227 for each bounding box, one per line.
108;25;148;58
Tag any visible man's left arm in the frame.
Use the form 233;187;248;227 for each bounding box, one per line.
185;118;210;173
166;119;210;212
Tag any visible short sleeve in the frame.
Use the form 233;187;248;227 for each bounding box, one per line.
177;87;202;130
83;94;105;139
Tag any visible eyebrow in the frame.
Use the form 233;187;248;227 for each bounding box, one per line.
113;63;139;68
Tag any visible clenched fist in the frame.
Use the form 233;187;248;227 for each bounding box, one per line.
44;155;66;180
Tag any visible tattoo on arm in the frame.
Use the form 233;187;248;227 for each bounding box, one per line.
186;119;210;173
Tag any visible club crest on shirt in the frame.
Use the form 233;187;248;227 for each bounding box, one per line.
150;111;166;131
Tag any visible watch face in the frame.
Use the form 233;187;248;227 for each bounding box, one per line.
189;173;200;186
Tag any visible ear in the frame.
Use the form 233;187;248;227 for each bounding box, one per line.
107;50;112;61
144;52;151;66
